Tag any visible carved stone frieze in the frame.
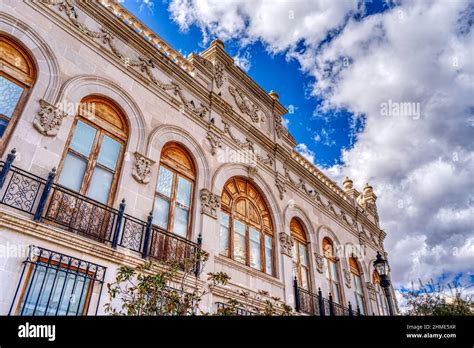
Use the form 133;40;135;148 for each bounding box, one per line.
228;86;260;123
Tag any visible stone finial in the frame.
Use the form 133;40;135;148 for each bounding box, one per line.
269;90;279;101
342;176;353;191
362;183;377;204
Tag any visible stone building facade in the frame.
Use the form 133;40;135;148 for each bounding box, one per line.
0;0;396;316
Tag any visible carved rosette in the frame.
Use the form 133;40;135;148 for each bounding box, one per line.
132;152;155;184
33;99;68;136
366;282;376;301
314;253;324;274
279;232;294;257
343;269;352;288
200;188;221;219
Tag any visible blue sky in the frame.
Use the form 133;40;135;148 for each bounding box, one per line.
120;0;388;167
120;0;474;306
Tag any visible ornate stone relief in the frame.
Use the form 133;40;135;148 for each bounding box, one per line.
33;99;68;136
200;188;221;219
48;0;208;118
275;173;287;200
366;282;377;301
228;86;261;123
222;121;254;151
206;129;222;156
279;232;293;257
132;152;154;184
214;60;224;89
314;253;324;274
343;269;352;288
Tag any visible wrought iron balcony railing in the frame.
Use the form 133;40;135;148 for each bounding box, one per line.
215;302;258;316
294;278;360;316
0;149;203;275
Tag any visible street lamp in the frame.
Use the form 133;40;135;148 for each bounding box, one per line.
373;251;395;316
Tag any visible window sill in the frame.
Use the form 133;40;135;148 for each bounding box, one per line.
214;255;284;288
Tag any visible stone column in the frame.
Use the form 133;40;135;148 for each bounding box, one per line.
278;232;295;309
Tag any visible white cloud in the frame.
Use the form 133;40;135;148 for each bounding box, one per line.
167;0;474;292
233;49;252;72
295;143;316;164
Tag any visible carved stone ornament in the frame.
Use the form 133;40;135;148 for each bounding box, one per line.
366;282;377;301
200;188;221;219
132;152;155;184
343;268;352;288
314;253;324;274
214;60;224;88
279;232;294;257
228;86;260;123
206;129;222;156
275;174;287;200
33;99;68;136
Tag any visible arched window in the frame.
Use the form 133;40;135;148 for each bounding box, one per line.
57;96;128;205
219;177;274;275
350;256;366;314
291;218;310;290
0;33;36;155
323;238;341;304
152;143;195;238
373;271;389;315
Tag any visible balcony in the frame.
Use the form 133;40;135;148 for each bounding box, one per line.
294;279;362;316
0;150;203;274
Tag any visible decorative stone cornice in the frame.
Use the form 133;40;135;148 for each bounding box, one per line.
343;269;352;288
278;232;293;257
200;188;221;219
132;152;154;184
314;252;324;274
33;99;68;136
47;0;208;118
228;85;261;123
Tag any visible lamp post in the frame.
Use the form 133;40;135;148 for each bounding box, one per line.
373;251;395;316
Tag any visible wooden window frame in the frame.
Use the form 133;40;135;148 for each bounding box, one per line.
0;34;36;156
56;97;127;206
153;143;196;239
350;257;367;314
291;219;311;291
373;271;389;315
323;238;342;303
220;178;275;277
15;257;94;316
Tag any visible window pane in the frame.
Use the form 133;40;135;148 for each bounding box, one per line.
156;166;173;197
330;262;338;283
332;283;340;304
176;176;192;207
219;212;230;256
301;266;309;290
265;235;272;275
152;195;170;229
299;244;307;266
0;117;9;138
172;205;189;238
58;152;87;192
97;135;121;170
19;263;90;316
70;121;97;157
0;76;23;118
233;220;246;264
87;166;113;204
249;228;260;270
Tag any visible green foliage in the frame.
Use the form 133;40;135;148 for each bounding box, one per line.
402;279;473;316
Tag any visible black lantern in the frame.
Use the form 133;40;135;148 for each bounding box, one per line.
373;252;395;316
